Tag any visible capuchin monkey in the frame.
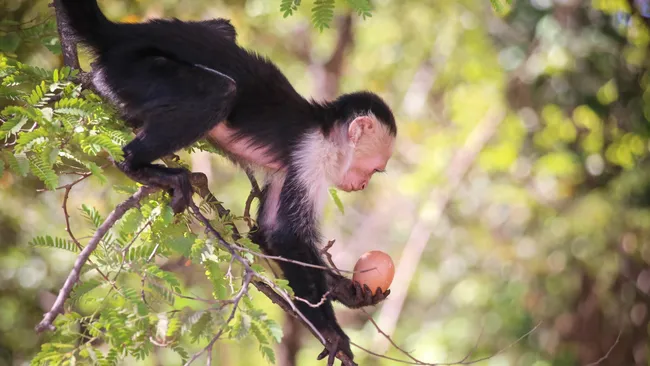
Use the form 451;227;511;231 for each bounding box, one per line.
58;1;397;364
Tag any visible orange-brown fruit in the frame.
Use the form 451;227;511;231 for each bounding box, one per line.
352;250;395;294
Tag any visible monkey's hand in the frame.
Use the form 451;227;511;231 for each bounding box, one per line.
317;328;356;366
115;160;193;214
326;273;390;309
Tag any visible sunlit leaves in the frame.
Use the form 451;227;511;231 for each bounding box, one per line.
489;0;513;16
29;236;79;253
280;0;301;17
312;0;335;31
280;0;372;27
28;154;58;189
346;0;372;19
328;187;345;214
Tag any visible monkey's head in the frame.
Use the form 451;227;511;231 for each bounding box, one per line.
331;92;397;192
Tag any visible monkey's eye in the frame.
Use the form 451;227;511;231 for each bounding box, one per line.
374;169;386;174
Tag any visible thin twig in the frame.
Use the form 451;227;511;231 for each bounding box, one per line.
360;308;425;364
35;186;158;333
350;321;542;366
295;291;331;308
321;239;343;276
232;243;356;274
457;322;485;363
244;168;261;196
184;271;253;366
585;329;622;366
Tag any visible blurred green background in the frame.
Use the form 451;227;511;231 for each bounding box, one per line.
4;0;650;365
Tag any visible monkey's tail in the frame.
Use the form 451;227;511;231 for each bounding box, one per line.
57;0;121;51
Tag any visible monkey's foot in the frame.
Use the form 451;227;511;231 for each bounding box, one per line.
115;161;193;214
317;328;356;366
327;274;390;309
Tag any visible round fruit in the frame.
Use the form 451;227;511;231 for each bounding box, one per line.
352;250;395;294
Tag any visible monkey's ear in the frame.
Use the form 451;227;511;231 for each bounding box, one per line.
348;116;374;146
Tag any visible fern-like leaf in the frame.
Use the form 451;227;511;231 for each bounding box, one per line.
281;0;301;17
312;0;335;31
5;152;29;177
81;204;104;228
72;279;103;301
189;312;213;342
15;128;48;153
0;115;27;134
28;154;58;190
85;161;107;184
84;134;124;161
346;0;372;19
29;235;79;253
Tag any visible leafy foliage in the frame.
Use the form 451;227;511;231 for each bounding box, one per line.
29;235;79;253
281;0;373;28
1;17;284;366
312;0;335;31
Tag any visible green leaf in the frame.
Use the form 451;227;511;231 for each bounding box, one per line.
281;0;301;17
120;208;143;234
81;204;104;228
264;318;283;343
190;312;213;342
172;346;189;365
0;33;21;53
28;154;58;190
328;188;345;214
346;0;372;19
85;161;107;184
41;145;59;166
84;134;124;161
260;345;276;364
5;152;29;177
29;235;79;253
490;0;513;17
0;116;27;134
206;261;228;300
166;316;182;338
145;265;182;292
273;278;294;296
312;0;335;31
15;128;48;153
72;279;103;300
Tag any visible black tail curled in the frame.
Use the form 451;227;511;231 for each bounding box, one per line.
56;0;120;51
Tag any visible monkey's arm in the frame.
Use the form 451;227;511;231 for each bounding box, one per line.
254;171;356;365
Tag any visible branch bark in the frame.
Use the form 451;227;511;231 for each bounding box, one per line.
51;0;80;69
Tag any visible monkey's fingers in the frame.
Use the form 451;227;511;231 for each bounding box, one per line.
316;343;339;365
317;330;355;366
372;288;390;304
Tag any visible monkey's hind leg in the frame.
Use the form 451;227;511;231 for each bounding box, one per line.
116;98;230;214
104;51;236;213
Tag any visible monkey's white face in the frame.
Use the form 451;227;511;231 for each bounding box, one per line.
335;133;394;192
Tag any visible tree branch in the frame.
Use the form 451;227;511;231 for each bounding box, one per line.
51;0;79;69
35;186;158;333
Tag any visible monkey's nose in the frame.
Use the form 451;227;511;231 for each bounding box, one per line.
360;182;367;190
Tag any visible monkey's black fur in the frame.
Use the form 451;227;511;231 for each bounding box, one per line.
58;1;396;363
